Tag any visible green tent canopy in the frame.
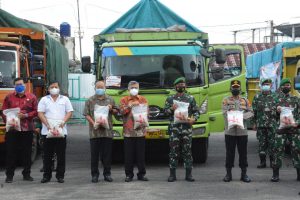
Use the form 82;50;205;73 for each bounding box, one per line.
101;0;204;34
0;9;69;94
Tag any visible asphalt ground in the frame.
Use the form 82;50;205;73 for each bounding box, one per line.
0;124;300;200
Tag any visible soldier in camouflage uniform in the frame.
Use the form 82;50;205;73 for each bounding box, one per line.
222;80;252;183
252;79;277;168
164;77;200;182
271;78;300;182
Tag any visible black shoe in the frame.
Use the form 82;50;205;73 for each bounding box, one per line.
41;177;51;183
57;178;64;183
23;175;34;181
257;154;267;168
223;168;232;182
185;168;195;182
5;177;13;183
271;168;279;182
137;176;149;181
240;168;251;183
91;176;98;183
104;175;113;182
168;168;176;182
125;176;133;182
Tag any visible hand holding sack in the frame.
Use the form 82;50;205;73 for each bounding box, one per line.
94;105;110;129
132;104;149;129
47;119;65;138
227;110;244;129
3;108;21;131
279;107;296;129
173;100;189;124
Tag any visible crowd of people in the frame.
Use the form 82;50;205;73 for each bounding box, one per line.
2;76;300;185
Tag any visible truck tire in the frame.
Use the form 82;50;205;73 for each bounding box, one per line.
192;137;208;164
31;133;38;163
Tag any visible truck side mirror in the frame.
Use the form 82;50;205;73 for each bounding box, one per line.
81;56;91;73
200;48;212;58
215;48;226;64
294;75;300;90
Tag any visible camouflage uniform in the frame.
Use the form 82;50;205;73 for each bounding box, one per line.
272;91;300;169
164;93;200;169
252;92;277;158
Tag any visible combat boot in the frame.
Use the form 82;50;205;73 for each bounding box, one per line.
257;154;266;168
297;168;300;181
185;168;195;182
167;168;176;182
271;168;279;182
240;168;251;183
223;168;232;182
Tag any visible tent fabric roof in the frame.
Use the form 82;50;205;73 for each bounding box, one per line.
101;0;203;34
0;9;69;94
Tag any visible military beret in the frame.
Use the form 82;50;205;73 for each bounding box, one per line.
280;78;291;87
173;77;186;85
261;78;272;85
230;80;241;87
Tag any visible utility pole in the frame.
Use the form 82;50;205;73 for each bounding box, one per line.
76;0;83;61
269;20;274;44
233;31;237;44
251;29;255;43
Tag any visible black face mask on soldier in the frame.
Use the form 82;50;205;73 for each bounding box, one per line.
282;87;291;94
176;86;185;93
231;88;240;96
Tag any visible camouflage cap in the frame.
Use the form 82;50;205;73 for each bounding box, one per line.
280;78;291;87
261;78;272;85
173;77;186;85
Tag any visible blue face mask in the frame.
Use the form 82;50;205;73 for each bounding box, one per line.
15;85;25;93
261;85;271;92
95;88;105;96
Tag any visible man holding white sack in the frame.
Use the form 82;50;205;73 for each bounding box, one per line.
2;78;38;183
222;80;252;183
38;81;73;183
84;80;117;183
164;77;200;182
120;81;149;182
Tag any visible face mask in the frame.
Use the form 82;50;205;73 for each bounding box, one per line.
95;88;105;96
261;85;271;92
49;88;60;95
231;88;240;96
15;85;25;93
176;86;186;93
282;87;291;94
130;88;139;96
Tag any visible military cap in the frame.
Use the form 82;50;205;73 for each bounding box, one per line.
230;80;241;87
173;77;186;85
261;78;272;85
280;78;291;87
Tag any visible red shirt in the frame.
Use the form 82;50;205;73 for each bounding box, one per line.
2;92;38;131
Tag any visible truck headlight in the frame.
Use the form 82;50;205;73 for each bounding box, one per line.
199;99;208;114
192;127;206;136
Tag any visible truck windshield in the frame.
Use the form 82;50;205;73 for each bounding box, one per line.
102;46;204;89
0;50;17;88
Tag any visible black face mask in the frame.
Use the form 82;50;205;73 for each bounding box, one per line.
176;86;186;93
231;89;240;96
282;87;291;94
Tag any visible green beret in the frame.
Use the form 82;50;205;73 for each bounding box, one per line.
173;77;186;85
261;78;272;85
280;78;291;87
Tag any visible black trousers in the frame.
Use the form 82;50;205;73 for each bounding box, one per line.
43;136;66;179
5;130;33;178
90;137;112;177
124;137;146;178
225;135;248;169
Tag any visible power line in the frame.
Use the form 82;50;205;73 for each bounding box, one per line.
198;21;268;28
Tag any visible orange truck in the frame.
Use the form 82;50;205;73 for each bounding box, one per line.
0;27;69;162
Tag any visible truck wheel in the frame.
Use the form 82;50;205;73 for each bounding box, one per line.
192;138;208;164
31;133;38;163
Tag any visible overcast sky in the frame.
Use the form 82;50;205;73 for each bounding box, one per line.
2;0;300;60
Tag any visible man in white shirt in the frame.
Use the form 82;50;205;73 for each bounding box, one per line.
38;81;73;183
